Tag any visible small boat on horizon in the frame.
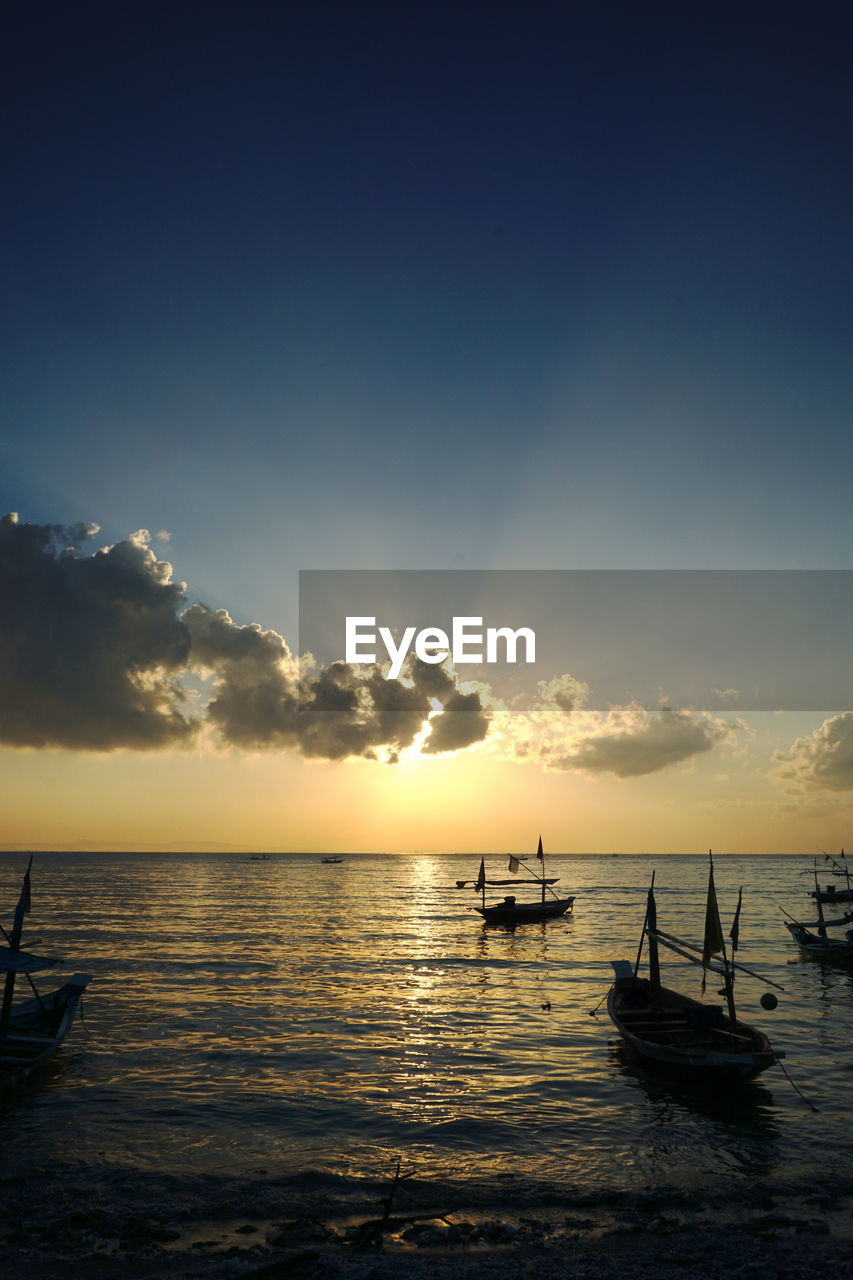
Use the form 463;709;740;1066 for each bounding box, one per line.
0;857;92;1087
607;855;783;1081
321;855;343;864
464;837;574;925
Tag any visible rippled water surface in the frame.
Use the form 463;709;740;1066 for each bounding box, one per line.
1;851;851;1211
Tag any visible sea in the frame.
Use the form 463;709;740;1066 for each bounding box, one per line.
1;851;852;1251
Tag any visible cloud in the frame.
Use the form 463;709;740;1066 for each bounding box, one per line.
554;704;737;778
0;513;194;749
488;677;741;777
0;510;735;776
421;690;491;754
772;712;853;792
0;514;491;760
185;607;491;761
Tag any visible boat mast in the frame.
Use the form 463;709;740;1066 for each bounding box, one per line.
814;871;828;940
537;835;545;904
704;852;737;1025
475;857;486;911
0;855;32;1034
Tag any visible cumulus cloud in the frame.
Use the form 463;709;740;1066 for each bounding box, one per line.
772;712;853;792
0;514;491;761
0;513;194;749
184;605;476;761
0;510;739;776
488;676;741;778
552;704;737;777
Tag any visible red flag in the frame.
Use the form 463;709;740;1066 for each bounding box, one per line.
536;836;543;861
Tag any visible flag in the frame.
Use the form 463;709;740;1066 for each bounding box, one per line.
508;856;520;874
536;835;543;861
701;862;724;973
729;886;743;952
475;858;486;892
9;858;32;947
17;865;31;917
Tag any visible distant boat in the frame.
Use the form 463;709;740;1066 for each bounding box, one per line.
249;854;270;861
607;856;782;1080
786;871;853;962
465;837;574;925
809;851;853;903
0;857;92;1086
321;856;343;864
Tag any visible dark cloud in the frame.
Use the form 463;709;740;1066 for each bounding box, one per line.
421;690;491;754
0;512;494;760
0;513;193;749
184;605;491;761
773;712;853;792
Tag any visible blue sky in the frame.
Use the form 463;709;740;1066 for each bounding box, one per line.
2;4;853;851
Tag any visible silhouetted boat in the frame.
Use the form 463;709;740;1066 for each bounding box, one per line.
0;858;92;1085
608;857;782;1080
466;838;574;924
321;856;343;864
786;871;853;961
810;851;853;903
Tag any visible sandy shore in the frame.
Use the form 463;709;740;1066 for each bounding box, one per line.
4;1194;853;1280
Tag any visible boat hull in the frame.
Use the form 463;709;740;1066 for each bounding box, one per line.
0;973;92;1085
607;976;777;1079
786;921;853;962
811;885;853;903
475;896;574;924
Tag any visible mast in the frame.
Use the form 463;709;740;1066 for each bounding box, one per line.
703;851;737;1025
475;857;486;911
814;870;828;940
537;835;545;904
0;855;33;1034
646;875;662;1007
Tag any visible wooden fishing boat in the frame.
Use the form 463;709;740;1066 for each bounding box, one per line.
0;858;92;1086
785;916;853;961
785;873;853;961
466;838;574;925
607;859;782;1080
809;851;853;903
321;856;343;864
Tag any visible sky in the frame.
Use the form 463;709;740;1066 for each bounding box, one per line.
2;2;853;854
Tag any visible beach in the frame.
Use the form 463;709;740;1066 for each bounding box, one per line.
3;1169;853;1280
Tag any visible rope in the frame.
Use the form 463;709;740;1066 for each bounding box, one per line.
775;1055;818;1112
588;988;609;1016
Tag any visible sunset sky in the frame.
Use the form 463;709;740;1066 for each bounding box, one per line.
2;4;853;853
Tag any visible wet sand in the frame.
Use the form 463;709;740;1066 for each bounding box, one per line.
4;1189;853;1280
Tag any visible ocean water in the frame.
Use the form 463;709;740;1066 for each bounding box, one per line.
1;851;851;1229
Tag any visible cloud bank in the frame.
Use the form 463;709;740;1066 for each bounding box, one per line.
0;512;744;777
0;514;490;762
